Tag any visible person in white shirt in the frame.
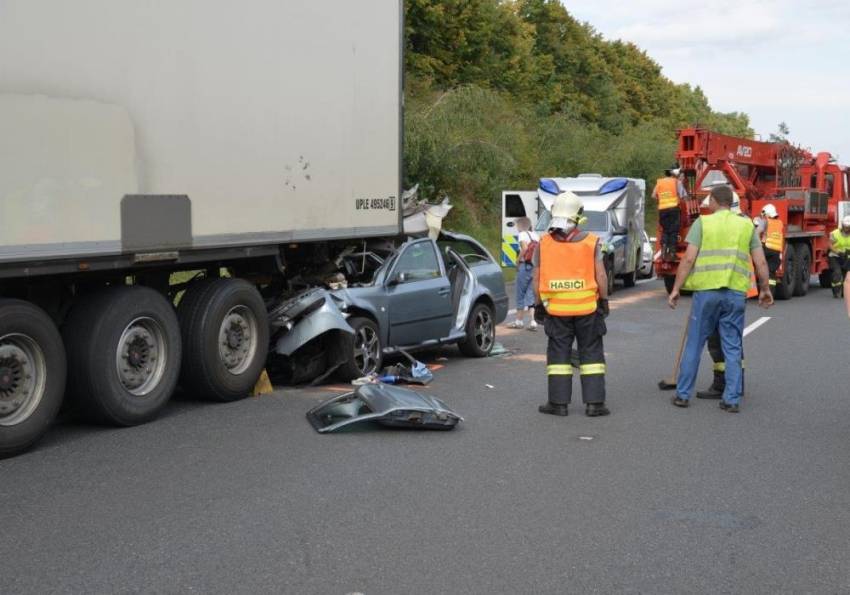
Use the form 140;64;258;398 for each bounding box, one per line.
509;217;540;330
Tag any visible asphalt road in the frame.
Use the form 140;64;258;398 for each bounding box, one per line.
2;280;849;594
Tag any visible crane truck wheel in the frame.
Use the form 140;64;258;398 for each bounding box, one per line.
793;243;811;297
0;300;66;457
178;278;269;402
773;243;796;300
63;286;181;426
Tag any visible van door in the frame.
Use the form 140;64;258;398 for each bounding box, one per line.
500;191;539;267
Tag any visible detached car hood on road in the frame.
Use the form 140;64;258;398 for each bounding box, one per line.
306;384;463;433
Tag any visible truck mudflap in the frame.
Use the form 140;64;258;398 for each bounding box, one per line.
306;384;463;433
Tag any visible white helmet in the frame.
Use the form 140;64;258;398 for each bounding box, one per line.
551;191;583;222
842;215;850;228
761;203;778;218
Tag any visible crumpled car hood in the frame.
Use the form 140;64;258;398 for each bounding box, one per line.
306;384;463;433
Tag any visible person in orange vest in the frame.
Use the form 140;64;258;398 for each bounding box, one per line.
757;203;784;290
652;165;687;262
532;190;610;417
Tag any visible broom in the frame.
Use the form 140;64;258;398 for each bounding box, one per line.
658;308;690;390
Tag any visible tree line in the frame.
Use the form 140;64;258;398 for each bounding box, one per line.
402;0;752;242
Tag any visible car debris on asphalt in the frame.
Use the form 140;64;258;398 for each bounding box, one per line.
306;384;463;433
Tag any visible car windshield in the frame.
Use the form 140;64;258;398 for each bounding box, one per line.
536;209;608;232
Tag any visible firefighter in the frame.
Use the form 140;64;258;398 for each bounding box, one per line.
652;166;687;262
828;216;850;298
533;190;610;417
758;203;784;289
668;185;772;413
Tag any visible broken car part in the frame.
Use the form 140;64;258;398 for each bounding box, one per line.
306;384;462;433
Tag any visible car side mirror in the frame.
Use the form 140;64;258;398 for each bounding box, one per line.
387;271;406;286
613;226;627;236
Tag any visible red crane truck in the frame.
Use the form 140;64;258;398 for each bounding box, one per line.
656;127;849;299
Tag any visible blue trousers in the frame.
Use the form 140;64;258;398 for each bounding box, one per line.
676;289;746;404
515;262;536;309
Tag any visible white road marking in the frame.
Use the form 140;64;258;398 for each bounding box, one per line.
744;317;771;337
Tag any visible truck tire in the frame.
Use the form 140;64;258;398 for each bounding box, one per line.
793;243;811;296
459;302;496;358
773;243;796;300
178;278;269;402
0;300;66;457
64;286;181;426
819;270;833;289
334;317;383;381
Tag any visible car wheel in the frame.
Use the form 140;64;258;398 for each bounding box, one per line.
335;317;382;381
178;278;269;402
459;302;495;358
606;258;615;296
0;300;67;458
63;286;181;426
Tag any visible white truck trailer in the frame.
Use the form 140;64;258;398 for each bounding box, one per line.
0;1;402;455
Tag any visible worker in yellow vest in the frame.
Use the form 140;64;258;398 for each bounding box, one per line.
668;185;772;413
758;203;784;289
697;191;750;399
828;216;850;298
532;190;610;417
652;166;687;262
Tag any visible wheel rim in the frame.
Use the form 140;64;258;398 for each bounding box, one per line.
116;317;167;396
0;334;47;426
353;326;380;375
474;308;495;352
218;306;259;376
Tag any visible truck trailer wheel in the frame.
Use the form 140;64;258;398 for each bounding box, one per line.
773;243;796;300
0;300;66;457
793;243;811;297
178;278;269;402
64;286;181;426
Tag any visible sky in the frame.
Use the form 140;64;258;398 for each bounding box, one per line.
565;0;850;161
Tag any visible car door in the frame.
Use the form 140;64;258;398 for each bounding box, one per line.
386;240;454;347
500;190;539;267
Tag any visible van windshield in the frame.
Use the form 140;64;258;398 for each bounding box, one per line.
535;209;608;232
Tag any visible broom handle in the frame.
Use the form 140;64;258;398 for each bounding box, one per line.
669;309;691;383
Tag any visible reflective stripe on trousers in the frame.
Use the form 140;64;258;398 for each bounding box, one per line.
544;312;606;405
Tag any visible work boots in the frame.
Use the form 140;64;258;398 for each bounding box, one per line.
539;402;568;417
696;371;746;399
696;372;724;399
585;403;610;417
